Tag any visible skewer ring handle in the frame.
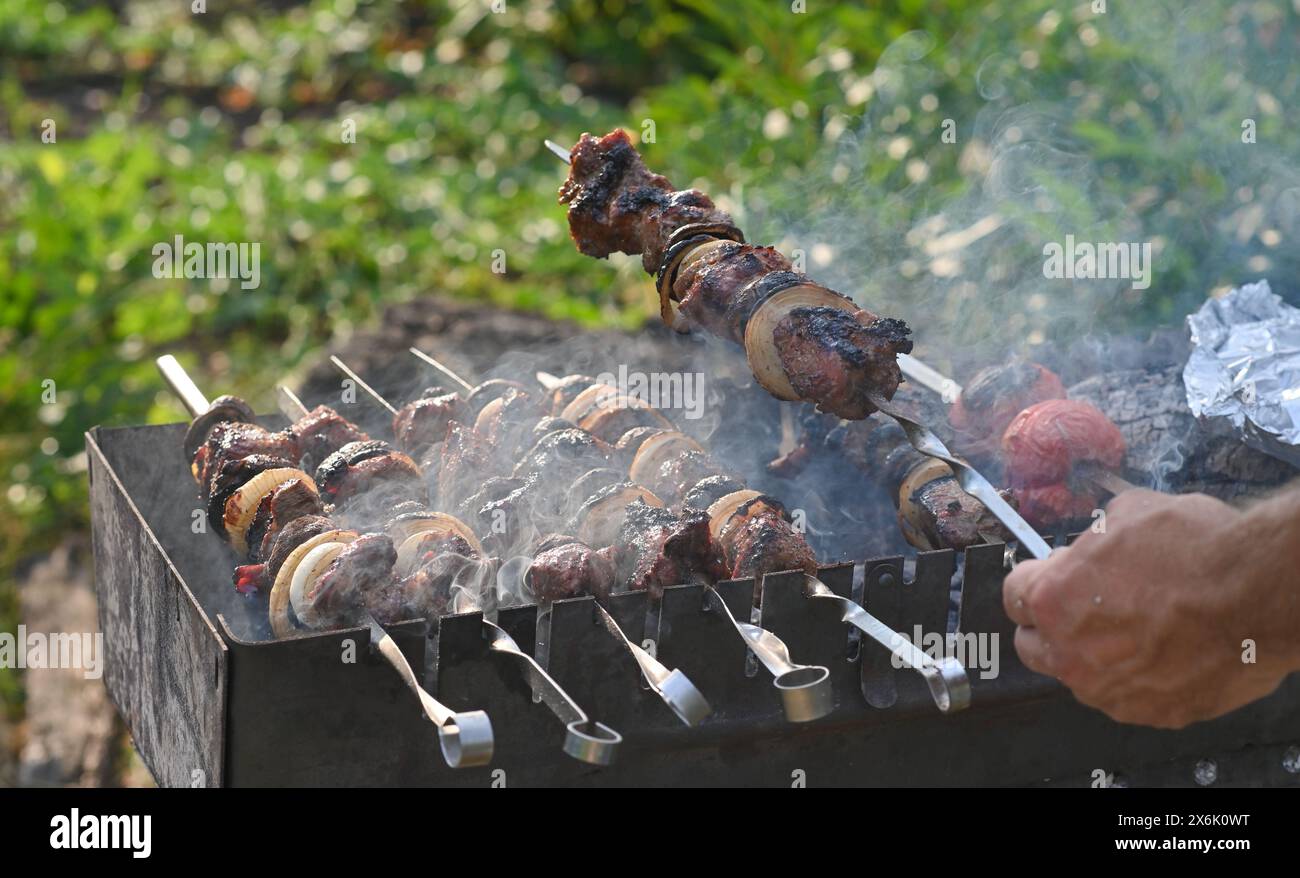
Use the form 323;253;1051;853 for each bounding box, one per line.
563;721;622;766
437;710;495;768
773;665;833;723
923;657;972;714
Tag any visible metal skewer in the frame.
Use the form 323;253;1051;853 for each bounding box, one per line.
544;139;572;164
592;602;711;726
329;355;398;415
802;575;970;713
703;586;831;722
408;347;474;394
157;356;494;769
483;621;622;764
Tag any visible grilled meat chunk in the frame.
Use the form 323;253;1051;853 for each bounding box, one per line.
194;421;298;493
513;428;613;485
437;420;498;511
526;535;617;602
680;474;746;512
238;514;335;595
678;244;794;342
247;477;325;563
646;449;730;506
771;307;912;420
204;453;297;540
315;441;425;517
391;391;465;460
713;495;817;582
559;129;734;272
613;503;725;599
293;406;371;472
306;534;398;628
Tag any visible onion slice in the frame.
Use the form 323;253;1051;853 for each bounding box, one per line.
627;430;704;485
223;468;317;556
268;529;357;637
743;284;859;401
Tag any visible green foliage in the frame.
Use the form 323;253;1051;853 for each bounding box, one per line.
1;1;1299;717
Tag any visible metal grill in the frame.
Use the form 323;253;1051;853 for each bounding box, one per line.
87;421;1300;787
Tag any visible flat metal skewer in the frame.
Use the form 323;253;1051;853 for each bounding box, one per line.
408;347;474;394
544;139;572;164
484;621;622;764
329;355;398;415
703;585;832;722
803;575;970;713
593;602;711;726
158;358;494;768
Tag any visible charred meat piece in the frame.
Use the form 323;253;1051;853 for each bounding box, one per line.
373;533;483;622
580;401;670;444
513;428;613;485
559;130;734;272
293;406;371;472
678;244;794;342
680;474;746;512
243;514;335;595
391;391;465;460
772;307;912;420
315;441;425;517
908;478;1013;550
437;421;499;511
194;421;299;492
205;453;297;540
247;477;325;563
305;534;398;629
613;503;725;599
526;535;617;602
184;395;256;464
646;449;730;506
466;379;530;416
714;494;817;582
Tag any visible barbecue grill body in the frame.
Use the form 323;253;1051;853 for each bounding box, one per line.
87;422;1300;787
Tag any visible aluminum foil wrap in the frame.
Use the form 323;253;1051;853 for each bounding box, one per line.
1184;280;1300;468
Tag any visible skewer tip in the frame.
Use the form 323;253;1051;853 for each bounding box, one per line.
543;139;572;164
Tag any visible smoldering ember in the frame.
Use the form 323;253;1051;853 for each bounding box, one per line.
151;235;261;290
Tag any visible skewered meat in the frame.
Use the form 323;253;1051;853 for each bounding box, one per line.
465;379;530;416
557;130;913;418
204;453;298;540
680;474;746;512
513;428;613;484
1002;399;1127;528
293;405;372;471
543;374;598;415
526;535;617;602
184;395;256;463
247;477;325;563
949;360;1065;455
437;420;496;510
299;534;398;629
559;129;733;273
253;514;335;590
771;306;911;420
709;492;817;583
391;390;465;460
314;440;425;514
194;421;298;491
645;448;730;506
612;502;725;599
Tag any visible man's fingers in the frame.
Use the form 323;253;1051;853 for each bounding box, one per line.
1014;625;1058;677
1003;557;1048;626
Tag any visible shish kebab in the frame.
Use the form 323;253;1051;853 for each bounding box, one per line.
179;365;622;765
324;357;714;726
545;132;1050;560
155;355;496;769
338;353;827;722
402;347;970;714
